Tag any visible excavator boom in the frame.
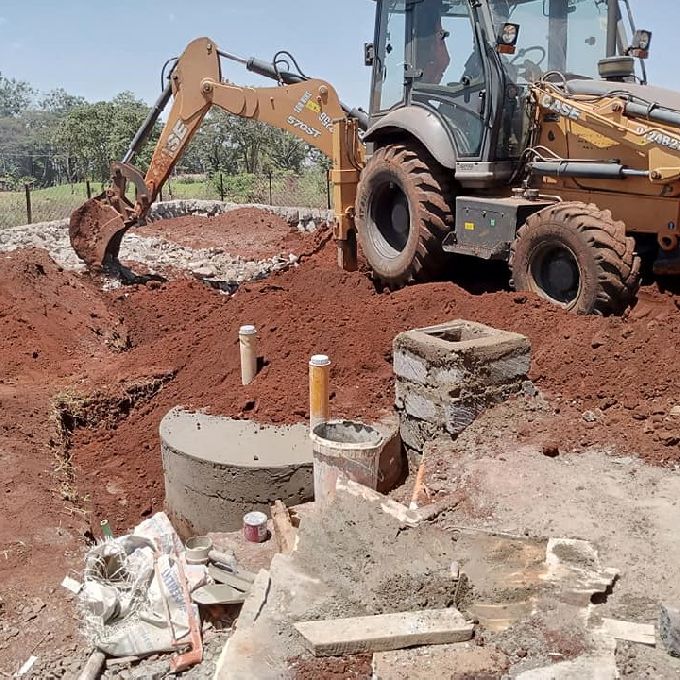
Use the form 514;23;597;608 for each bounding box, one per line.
69;37;365;275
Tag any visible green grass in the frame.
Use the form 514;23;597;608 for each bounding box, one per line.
0;182;102;230
0;172;329;230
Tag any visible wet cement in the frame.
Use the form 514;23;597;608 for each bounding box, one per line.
160;408;314;536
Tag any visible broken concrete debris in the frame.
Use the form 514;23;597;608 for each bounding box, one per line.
394;320;530;456
660;604;680;657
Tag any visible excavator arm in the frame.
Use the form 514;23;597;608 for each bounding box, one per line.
69;37;365;275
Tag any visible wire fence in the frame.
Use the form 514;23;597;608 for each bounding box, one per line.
0;170;332;230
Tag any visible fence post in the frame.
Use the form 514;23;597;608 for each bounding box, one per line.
219;172;225;202
268;171;273;205
326;168;331;210
24;184;32;225
86;180;92;199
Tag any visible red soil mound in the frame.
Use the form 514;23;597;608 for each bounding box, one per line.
0;249;128;379
136;207;306;258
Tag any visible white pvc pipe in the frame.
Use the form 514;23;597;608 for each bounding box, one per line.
239;325;258;385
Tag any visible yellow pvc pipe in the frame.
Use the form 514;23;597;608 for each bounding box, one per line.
309;355;331;431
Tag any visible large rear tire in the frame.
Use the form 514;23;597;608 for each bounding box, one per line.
355;143;453;287
509;202;640;315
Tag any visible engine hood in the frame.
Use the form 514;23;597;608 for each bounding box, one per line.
565;79;680;114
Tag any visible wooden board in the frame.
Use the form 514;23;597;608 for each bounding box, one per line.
602;618;656;646
271;500;297;554
294;607;474;657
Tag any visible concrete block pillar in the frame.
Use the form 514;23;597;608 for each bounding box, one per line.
393;320;531;457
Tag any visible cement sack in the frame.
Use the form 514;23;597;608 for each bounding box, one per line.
79;512;206;657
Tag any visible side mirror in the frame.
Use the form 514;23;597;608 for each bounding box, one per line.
497;23;520;55
629;30;652;60
364;42;375;67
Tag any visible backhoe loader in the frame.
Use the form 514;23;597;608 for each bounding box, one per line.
71;0;679;315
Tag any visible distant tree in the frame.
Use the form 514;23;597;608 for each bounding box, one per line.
0;72;34;117
181;110;240;175
55;92;160;181
193;113;316;175
40;88;86;115
264;129;309;174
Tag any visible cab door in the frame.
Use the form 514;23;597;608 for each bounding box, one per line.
409;0;488;158
370;0;410;116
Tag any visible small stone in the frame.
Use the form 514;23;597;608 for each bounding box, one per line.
542;442;560;458
670;406;680;418
582;410;598;423
193;265;217;279
522;380;538;398
516;648;528;658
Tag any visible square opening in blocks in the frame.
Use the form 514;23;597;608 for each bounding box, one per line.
421;322;489;346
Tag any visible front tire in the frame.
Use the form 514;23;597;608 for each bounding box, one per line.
509;202;640;315
355;143;453;287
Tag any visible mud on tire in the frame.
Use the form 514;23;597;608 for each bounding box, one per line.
355;142;453;288
509;202;641;315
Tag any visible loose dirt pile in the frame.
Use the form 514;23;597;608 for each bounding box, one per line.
0;249;128;379
137;206;306;259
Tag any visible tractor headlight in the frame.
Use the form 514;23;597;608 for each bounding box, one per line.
630;29;652;59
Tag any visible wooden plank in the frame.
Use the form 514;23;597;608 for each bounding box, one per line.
294;608;474;657
336;479;421;528
271;500;297;554
602;618;656;646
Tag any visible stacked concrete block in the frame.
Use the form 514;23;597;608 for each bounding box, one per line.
393;320;531;455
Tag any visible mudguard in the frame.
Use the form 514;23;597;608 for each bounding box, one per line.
363;106;458;169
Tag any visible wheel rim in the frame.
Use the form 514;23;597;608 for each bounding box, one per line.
367;180;411;259
529;244;581;307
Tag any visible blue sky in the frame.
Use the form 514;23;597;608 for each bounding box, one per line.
0;0;675;110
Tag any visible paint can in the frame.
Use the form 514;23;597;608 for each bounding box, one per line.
243;511;268;543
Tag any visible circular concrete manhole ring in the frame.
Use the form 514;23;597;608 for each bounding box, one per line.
160;407;313;537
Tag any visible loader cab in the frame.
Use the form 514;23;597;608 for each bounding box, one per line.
367;0;645;184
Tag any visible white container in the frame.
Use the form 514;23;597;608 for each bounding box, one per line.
185;536;213;565
310;420;384;505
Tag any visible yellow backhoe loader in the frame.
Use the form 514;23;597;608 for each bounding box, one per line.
71;0;679;315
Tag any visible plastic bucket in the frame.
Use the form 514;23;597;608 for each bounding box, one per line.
310;420;384;505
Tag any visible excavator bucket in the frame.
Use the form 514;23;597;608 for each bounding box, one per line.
69;163;149;273
69;197;130;271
